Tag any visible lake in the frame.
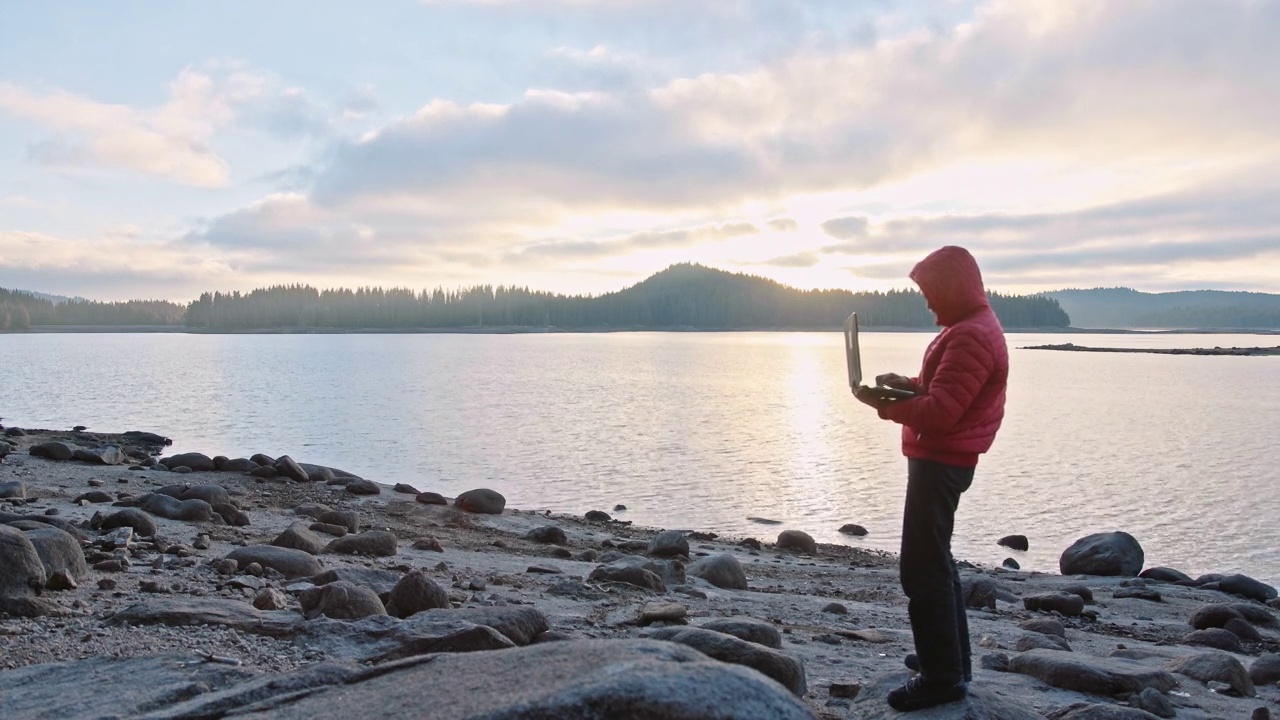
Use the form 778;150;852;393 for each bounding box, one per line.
2;331;1277;585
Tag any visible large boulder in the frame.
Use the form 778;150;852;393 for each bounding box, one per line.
24;527;88;583
647;530;689;558
526;525;567;545
157;483;231;507
162;452;216;472
0;480;25;499
998;534;1030;551
1059;532;1144;577
99;508;158;537
687;553;748;590
326;530;397;557
384;570;451;618
317;510;359;534
1164;652;1254;697
1139;567;1192;583
588;562;665;593
226;545;324;579
1190;603;1246;630
1009;649;1178;695
647;626;807;696
72;446;125;465
299;580;387;621
776;530;817;554
274;455;310;482
229;640;819;720
1182;628;1243;653
29;441;77;461
1219;574;1278;602
307;568;403;597
1025;592;1086;616
140;493;215;522
698;618;782;649
454;488;505;514
272;523;327;555
1250;653;1280;686
0;525;46;597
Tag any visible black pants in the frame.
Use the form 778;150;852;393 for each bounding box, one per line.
901;457;974;684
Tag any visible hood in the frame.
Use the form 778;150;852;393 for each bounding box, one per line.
909;246;989;327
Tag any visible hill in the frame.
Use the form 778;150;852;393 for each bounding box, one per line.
1045;288;1280;329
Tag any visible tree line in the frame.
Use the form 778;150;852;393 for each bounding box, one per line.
182;264;1071;330
0;288;185;330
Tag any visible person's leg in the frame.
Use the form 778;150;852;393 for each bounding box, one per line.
952;558;972;681
899;458;973;684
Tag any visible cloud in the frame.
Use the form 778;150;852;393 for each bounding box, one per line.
767;218;798;232
510;221;759;261
0;64;331;186
756;252;819;268
820;216;868;240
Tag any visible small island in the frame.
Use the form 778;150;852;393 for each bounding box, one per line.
1023;343;1280;356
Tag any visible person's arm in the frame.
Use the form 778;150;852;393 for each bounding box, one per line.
878;331;994;433
875;373;922;393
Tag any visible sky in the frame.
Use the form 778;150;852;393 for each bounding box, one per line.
1;0;1279;302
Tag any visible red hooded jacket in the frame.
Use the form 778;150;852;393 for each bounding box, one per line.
878;246;1008;467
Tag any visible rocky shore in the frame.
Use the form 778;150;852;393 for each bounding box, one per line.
1023;343;1280;356
1;426;1278;719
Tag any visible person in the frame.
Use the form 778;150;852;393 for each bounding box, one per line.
852;245;1009;712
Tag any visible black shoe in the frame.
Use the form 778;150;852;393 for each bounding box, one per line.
903;653;972;682
887;675;967;712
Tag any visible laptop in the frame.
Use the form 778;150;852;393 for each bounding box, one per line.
844;312;918;400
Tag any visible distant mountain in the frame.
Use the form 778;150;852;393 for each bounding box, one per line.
25;290;85;305
1046;288;1280;329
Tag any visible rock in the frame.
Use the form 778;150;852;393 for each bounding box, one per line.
411;606;550;645
1133;687;1176;718
3;427;25;437
638;601;687;625
250;453;276;466
838;524;868;536
24;527;88;582
307;568;404;597
647;530;689;557
853;671;1042;719
981;653;1010;672
171;483;232;506
222;457;258;472
454;488;505;514
526;525;567;545
776;529;817;554
962;576;1000;609
384;570;450;618
998;534;1030;551
273;523;328;555
1017;633;1071;652
585;510;611;521
415;492;447;505
213;502;251;526
392;483;420;494
1009;649;1178;695
1254;708;1273;720
412;536;444;552
326;530;397;557
1225;617;1263;641
1025;592;1085;616
1139;567;1192;583
274;455;310;482
1231;603;1278;626
1164;652;1255;696
647;626;807;696
73;490;113;504
72;446;125;465
212;639;819;720
1020;618;1067;638
0;525;46;598
309;522;347;537
249;466;278;479
46;569;77;591
822;602;848;615
227;545;324;579
1046;704;1164;719
1003;557;1021;569
140;493;215;522
300;580;387;620
346;478;380;495
0;480;27;499
1183;627;1244;653
1059;531;1144;577
294;502;332;519
1190;603;1245;630
29;441;77;461
100;508;158;536
253;587;289;610
698;618;783;649
1220;574;1278;602
687;553;748;590
162;452;216;472
1250;653;1280;686
1113;587;1162;602
318;510;359;534
588;562;666;593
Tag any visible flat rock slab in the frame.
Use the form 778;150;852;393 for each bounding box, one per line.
647;626;807;696
235;639;818;720
1010;649;1178;696
853;671;1042;719
1046;703;1164;719
106;597;303;637
0;653;256;720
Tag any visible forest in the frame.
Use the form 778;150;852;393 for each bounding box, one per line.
3;264;1071;331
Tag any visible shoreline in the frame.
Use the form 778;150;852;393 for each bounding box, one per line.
13;324;1280;336
1024;343;1280;356
1;426;1278;718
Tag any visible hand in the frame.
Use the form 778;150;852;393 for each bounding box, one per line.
875;372;913;390
853;385;891;410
